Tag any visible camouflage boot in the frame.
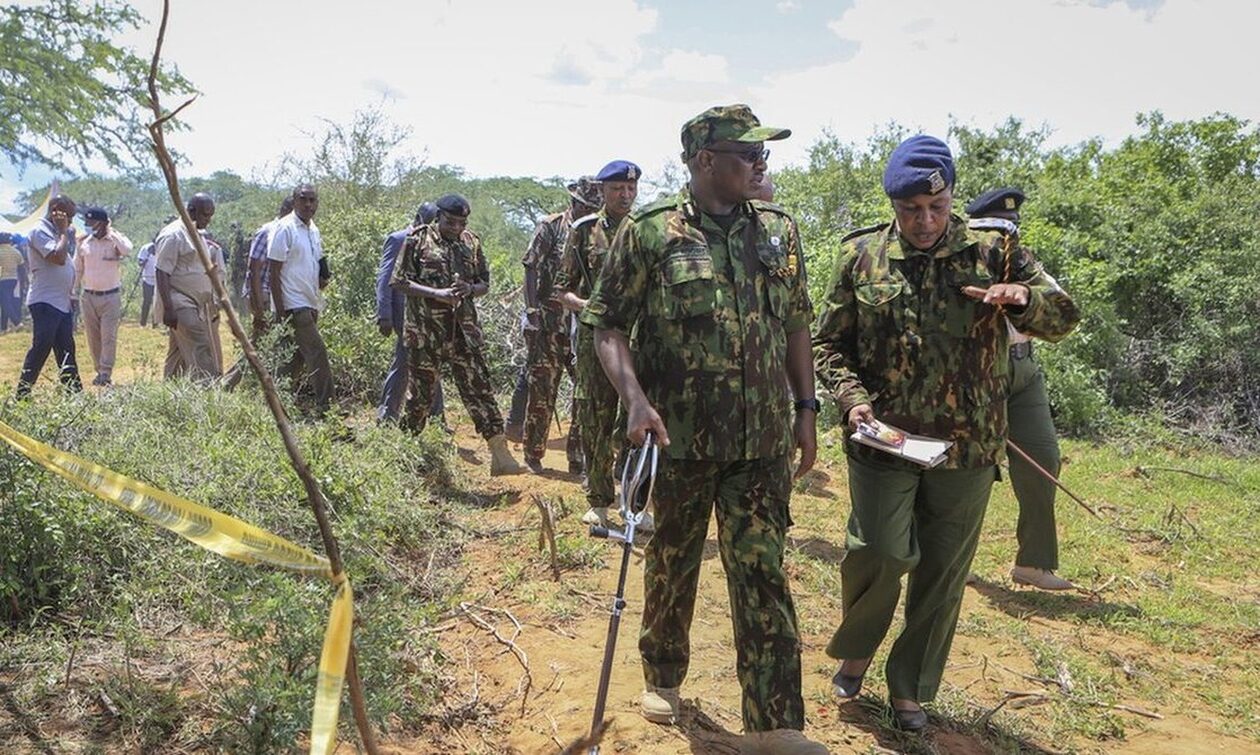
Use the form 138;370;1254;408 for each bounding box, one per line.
487;434;523;476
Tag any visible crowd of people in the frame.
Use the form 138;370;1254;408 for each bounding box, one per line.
2;102;1082;754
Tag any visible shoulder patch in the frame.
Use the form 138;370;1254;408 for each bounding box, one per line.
840;222;889;244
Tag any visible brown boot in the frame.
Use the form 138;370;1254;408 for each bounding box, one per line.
487;434;523;476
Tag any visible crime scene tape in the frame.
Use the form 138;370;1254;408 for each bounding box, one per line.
0;419;350;755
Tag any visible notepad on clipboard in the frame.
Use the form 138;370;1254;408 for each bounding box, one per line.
850;420;952;468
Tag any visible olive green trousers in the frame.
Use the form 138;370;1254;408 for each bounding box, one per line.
1007;351;1061;570
827;452;994;702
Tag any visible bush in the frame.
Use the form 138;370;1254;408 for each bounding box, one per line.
0;383;463;750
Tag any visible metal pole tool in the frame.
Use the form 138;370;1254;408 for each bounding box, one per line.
586;432;658;754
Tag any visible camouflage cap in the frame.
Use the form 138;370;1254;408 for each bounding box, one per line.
566;176;603;209
680;103;790;161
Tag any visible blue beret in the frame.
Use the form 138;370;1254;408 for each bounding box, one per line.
965;187;1025;217
416;201;439;224
883;135;955;199
595;160;641;183
435;193;470;217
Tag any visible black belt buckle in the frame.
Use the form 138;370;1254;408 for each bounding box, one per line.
1009;342;1033;360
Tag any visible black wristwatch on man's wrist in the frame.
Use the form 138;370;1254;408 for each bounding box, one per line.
794;398;822;413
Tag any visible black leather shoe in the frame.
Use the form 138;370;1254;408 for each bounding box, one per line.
892;705;927;732
831;667;864;699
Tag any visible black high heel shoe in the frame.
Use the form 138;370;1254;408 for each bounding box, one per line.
891;701;928;732
831;660;870;699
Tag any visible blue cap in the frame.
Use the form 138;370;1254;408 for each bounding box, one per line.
416;201;439;225
883;135;955;199
965;186;1025;217
595;160;641;183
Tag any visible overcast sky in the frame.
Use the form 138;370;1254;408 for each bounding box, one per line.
3;0;1257;214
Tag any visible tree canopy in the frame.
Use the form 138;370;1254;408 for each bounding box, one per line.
0;0;191;175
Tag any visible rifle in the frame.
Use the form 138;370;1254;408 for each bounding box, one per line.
586;432;657;754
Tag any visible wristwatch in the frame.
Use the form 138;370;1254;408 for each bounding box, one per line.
794;398;822;413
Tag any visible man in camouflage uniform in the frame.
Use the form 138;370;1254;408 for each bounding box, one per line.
813;136;1080;731
583;105;827;755
390;193;522;476
966;187;1075;591
520;178;601;474
556;160;641;528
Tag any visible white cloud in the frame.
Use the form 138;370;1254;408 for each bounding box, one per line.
754;0;1260;167
776;0;801;13
628;50;731;88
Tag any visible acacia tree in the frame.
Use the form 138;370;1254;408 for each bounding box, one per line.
0;0;191;174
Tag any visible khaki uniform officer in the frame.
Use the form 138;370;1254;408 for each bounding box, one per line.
155;194;222;383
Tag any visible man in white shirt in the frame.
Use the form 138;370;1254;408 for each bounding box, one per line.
268;184;333;413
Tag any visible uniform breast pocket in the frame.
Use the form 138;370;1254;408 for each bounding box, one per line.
855;280;905;331
661;247;716;320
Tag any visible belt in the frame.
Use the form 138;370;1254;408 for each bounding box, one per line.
84;287;121;296
1010;342;1034;360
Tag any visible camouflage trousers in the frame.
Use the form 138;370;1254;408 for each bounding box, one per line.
403;309;504;440
522;328;581;464
574;325;619;507
639;454;804;733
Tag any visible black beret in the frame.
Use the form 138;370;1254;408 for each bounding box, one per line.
435;193;471;217
965;187;1025;217
416;201;439;225
883;135;955;199
83;206;109;222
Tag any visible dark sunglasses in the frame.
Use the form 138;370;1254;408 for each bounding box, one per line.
706;146;770;164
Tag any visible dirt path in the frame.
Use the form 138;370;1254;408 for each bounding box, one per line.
404;425;1257;755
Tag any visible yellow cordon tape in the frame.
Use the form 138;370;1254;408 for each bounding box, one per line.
0;419;351;755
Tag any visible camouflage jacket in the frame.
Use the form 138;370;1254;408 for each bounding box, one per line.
555;208;624;304
812;215;1080;469
522;209;573;334
581;191;813;462
390;222;490;332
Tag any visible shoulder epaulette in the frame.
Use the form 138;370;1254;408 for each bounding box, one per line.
750;199;792;218
630;195;678;222
840;222;889;244
461;229;481;244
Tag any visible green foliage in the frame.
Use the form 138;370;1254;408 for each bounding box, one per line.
0;0;193;174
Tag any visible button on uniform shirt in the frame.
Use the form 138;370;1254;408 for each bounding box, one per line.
154;219;222;312
137;243;158;285
266;213;324;312
75;229;133;292
25;217;77;312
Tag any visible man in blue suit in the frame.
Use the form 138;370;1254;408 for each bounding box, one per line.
377;202;445;425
